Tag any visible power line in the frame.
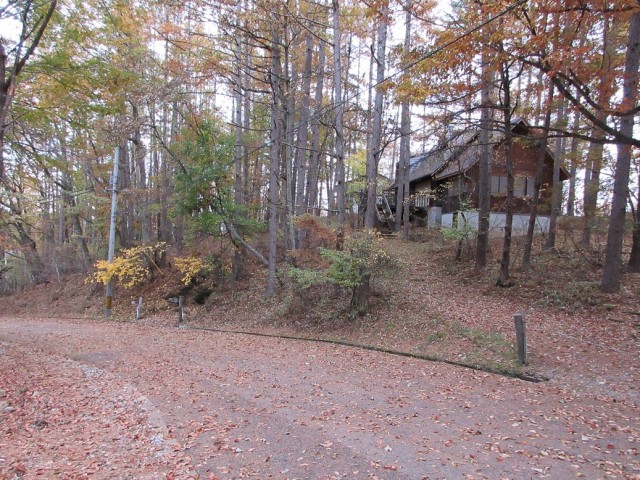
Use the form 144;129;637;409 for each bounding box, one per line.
243;0;528;154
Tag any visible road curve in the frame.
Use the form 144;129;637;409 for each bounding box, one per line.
0;316;637;479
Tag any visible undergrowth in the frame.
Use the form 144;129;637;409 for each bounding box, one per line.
534;281;603;310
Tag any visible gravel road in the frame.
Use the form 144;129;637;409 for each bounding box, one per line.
0;316;638;479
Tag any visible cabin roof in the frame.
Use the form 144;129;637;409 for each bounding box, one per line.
389;118;569;189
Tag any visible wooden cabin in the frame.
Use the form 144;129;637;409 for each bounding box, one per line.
386;119;570;229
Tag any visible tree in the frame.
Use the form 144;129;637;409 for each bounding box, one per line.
522;83;554;271
305;40;326;215
0;0;57;180
580;13;619;248
629;157;640;272
395;0;412;238
365;1;389;229
601;11;640;293
496;53;516;287
0;0;57;284
565;99;582;217
332;0;345;225
174;118;268;265
475;22;494;271
267;9;285;296
294;32;313;216
544;96;567;251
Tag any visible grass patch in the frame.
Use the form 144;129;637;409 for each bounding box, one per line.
534;281;602;310
408;317;519;374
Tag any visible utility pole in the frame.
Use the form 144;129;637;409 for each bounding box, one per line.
104;146;119;317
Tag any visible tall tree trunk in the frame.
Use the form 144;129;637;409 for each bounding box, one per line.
332;0;346;226
0;41;8;180
17;222;46;284
396;1;412;238
629;189;640;272
496;60;514;287
267;24;284;296
57;132;92;270
363;35;375;225
365;2;388;229
522;83;554;271
234;37;244;208
544;97;567;250
240;1;253;208
243;87;252;206
116;143;133;248
581;127;605;247
283;24;297;250
601;12;640;293
397;104;410;236
129;103;149;244
582;15;617;248
232;33;246;282
476;47;493;271
295;33;313;215
305;41;325;214
566;104;581;216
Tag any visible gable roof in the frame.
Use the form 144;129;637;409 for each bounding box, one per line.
389;127;481;190
389;118;568;189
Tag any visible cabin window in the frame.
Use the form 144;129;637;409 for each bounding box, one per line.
514;176;526;196
492;175;537;196
491;175;507;194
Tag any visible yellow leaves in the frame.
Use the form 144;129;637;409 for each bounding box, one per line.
90;257;145;288
174;256;209;286
87;243;166;289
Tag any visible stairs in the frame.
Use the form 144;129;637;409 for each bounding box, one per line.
376;194;396;236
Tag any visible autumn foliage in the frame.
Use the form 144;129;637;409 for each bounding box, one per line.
173;256;211;286
288;230;402;316
88;243;166;289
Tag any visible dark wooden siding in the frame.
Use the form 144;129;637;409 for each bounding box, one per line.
430;142;556;215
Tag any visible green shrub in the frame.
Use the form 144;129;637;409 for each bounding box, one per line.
288;231;401;317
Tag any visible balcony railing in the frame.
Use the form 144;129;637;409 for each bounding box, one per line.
378;191;432;210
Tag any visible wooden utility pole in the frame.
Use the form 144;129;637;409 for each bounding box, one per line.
104;147;119;317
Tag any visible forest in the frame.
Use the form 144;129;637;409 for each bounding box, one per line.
0;0;639;303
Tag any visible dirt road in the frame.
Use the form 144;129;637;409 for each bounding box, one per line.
0;316;638;479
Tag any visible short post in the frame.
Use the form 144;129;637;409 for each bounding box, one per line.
514;313;527;365
135;297;143;320
177;295;184;323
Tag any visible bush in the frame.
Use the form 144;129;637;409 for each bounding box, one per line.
441;210;477;261
289;214;337;269
88;243;166;288
174;256;211;285
288;231;401;317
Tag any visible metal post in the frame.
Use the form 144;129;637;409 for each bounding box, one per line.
104;146;119;318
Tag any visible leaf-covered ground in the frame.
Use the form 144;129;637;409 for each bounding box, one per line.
0;338;195;479
1;234;638;478
0;316;638;479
